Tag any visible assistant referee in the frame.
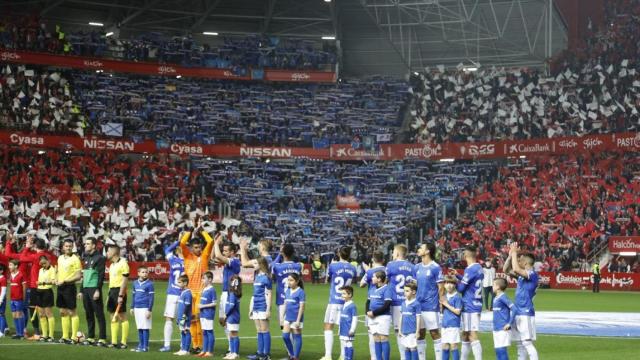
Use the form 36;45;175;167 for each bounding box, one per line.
106;244;130;349
56;239;82;343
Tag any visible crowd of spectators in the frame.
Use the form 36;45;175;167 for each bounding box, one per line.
0;65;85;135
409;0;640;144
0;17;337;71
435;152;640;272
72;71;407;146
0;146;212;261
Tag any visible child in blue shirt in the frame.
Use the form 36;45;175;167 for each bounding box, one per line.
283;273;305;360
175;275;193;356
440;275;463;360
221;275;242;360
130;266;154;352
198;271;217;357
492;278;515;360
366;271;393;360
338;286;357;360
398;281;421;360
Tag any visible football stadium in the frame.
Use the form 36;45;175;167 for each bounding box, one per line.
0;0;639;359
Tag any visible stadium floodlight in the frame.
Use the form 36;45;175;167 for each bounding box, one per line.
105;32;114;37
202;32;219;36
519;155;526;159
321;36;336;40
88;22;104;27
439;158;455;162
176;75;182;79
324;0;332;2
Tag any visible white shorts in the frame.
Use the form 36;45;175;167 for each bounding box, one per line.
339;337;354;346
391;306;402;330
369;315;391;336
200;318;214;331
226;323;239;332
283;320;304;329
400;333;417;349
134;308;152;330
324;303;343;325
163;294;179;318
511;315;536;341
219;292;228;319
461;312;481;332
441;327;461;344
420;311;441;331
278;304;286;325
252;311;269;320
493;330;511;348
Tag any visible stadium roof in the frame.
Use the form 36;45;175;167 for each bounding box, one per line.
1;0;568;77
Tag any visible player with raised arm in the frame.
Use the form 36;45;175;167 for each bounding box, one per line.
272;243;302;329
160;236;185;352
320;246;357;360
181;224;215;353
213;235;241;355
239;239;273;360
414;242;444;360
387;244;415;360
359;250;385;360
503;243;539;360
450;244;484;360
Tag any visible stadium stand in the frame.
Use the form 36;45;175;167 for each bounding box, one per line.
0;18;337;71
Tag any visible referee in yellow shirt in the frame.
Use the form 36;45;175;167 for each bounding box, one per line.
36;255;57;342
106;244;130;349
56;239;82;344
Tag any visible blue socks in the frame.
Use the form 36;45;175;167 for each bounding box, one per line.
261;332;271;355
258;331;264;355
496;347;509;360
345;345;354;360
375;341;383;360
203;330;214;353
443;348;450;360
143;329;150;350
452;348;460;360
292;333;302;358
15;317;25;337
381;340;390;360
0;312;7;333
405;349;420;360
282;332;294;356
181;330;191;351
230;336;240;354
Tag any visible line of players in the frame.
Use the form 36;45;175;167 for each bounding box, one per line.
318;242;539;360
1;233;539;360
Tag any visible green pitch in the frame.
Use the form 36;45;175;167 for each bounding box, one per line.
1;282;639;359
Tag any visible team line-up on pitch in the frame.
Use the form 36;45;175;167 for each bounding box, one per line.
1;226;539;360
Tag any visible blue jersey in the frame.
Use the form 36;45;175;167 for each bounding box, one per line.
177;289;193;326
414;261;443;312
284;287;305;323
492;293;515;331
442;292;462;328
131;279;154;310
222;258;241;292
252;272;272;312
386;260;415;306
199;285;217;320
165;243;185;296
339;301;358;338
400;299;421;335
224;292;241;325
514;270;538;316
360;265;386;297
272;261;303;306
327;261;357;305
369;284;392;316
457;263;484;313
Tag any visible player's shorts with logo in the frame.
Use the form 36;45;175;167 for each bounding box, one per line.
107;287;127;313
